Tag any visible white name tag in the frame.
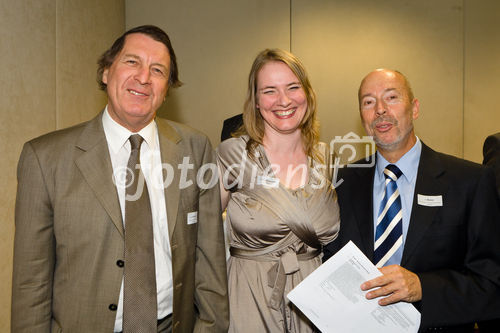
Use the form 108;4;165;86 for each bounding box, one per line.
256;175;280;188
187;211;198;225
417;194;443;207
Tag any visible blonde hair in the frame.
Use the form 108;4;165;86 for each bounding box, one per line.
238;48;321;161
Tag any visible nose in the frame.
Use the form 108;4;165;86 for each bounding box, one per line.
375;100;386;116
134;66;151;85
277;91;291;107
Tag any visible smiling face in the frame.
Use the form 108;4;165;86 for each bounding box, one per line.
359;69;419;160
256;61;307;136
103;33;170;132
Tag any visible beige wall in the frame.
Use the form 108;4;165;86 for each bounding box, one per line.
464;0;500;162
126;0;499;163
293;0;464;159
0;0;124;330
0;2;56;329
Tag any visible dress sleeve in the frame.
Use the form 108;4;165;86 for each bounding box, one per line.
316;141;332;181
216;137;248;191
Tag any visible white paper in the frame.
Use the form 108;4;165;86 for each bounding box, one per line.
287;241;421;333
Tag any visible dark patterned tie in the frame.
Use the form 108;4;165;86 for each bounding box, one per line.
123;134;157;332
374;164;403;268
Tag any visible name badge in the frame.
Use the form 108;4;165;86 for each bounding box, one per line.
257;175;280;188
187;211;198;225
417;194;443;207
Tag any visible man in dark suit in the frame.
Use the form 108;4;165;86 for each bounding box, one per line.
478;133;500;332
12;25;228;332
483;132;500;197
220;113;243;141
324;69;500;332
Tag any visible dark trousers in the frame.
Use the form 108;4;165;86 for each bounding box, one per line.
477;319;500;332
419;323;475;333
157;313;173;333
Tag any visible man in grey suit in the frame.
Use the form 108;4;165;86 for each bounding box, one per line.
324;69;500;332
12;25;229;332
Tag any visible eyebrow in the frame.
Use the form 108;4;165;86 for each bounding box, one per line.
360;88;397;100
259;81;301;90
122;53;169;71
123;53;140;61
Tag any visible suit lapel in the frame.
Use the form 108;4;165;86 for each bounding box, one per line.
344;163;375;260
156;118;182;240
75;113;124;237
401;143;448;265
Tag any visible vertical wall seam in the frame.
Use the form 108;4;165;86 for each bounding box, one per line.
290;0;292;52
124;0;127;30
462;0;466;158
55;0;58;130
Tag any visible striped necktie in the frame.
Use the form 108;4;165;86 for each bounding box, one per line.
374;164;403;268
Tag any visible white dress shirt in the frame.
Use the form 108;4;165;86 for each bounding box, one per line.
102;107;173;332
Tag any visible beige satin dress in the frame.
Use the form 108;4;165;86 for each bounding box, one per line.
217;136;340;333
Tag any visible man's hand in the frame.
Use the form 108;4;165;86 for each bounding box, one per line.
360;265;422;305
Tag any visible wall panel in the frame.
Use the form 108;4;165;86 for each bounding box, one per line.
464;0;500;162
0;1;56;329
292;0;464;159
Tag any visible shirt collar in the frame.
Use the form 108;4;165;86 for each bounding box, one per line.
102;105;158;154
375;137;422;183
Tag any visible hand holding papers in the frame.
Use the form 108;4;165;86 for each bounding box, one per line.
287;241;421;333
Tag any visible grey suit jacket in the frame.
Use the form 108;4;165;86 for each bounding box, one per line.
12;112;229;332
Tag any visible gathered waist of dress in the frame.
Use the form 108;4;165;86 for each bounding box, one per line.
230;240;321;311
230;229;322;261
230;246;320;261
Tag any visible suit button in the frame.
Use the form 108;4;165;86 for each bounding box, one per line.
116;260;124;267
109;304;117;311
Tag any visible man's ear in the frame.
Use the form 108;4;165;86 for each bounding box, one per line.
411;99;420;120
102;68;109;85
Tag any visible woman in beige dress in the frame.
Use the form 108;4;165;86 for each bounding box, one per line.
217;49;340;332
